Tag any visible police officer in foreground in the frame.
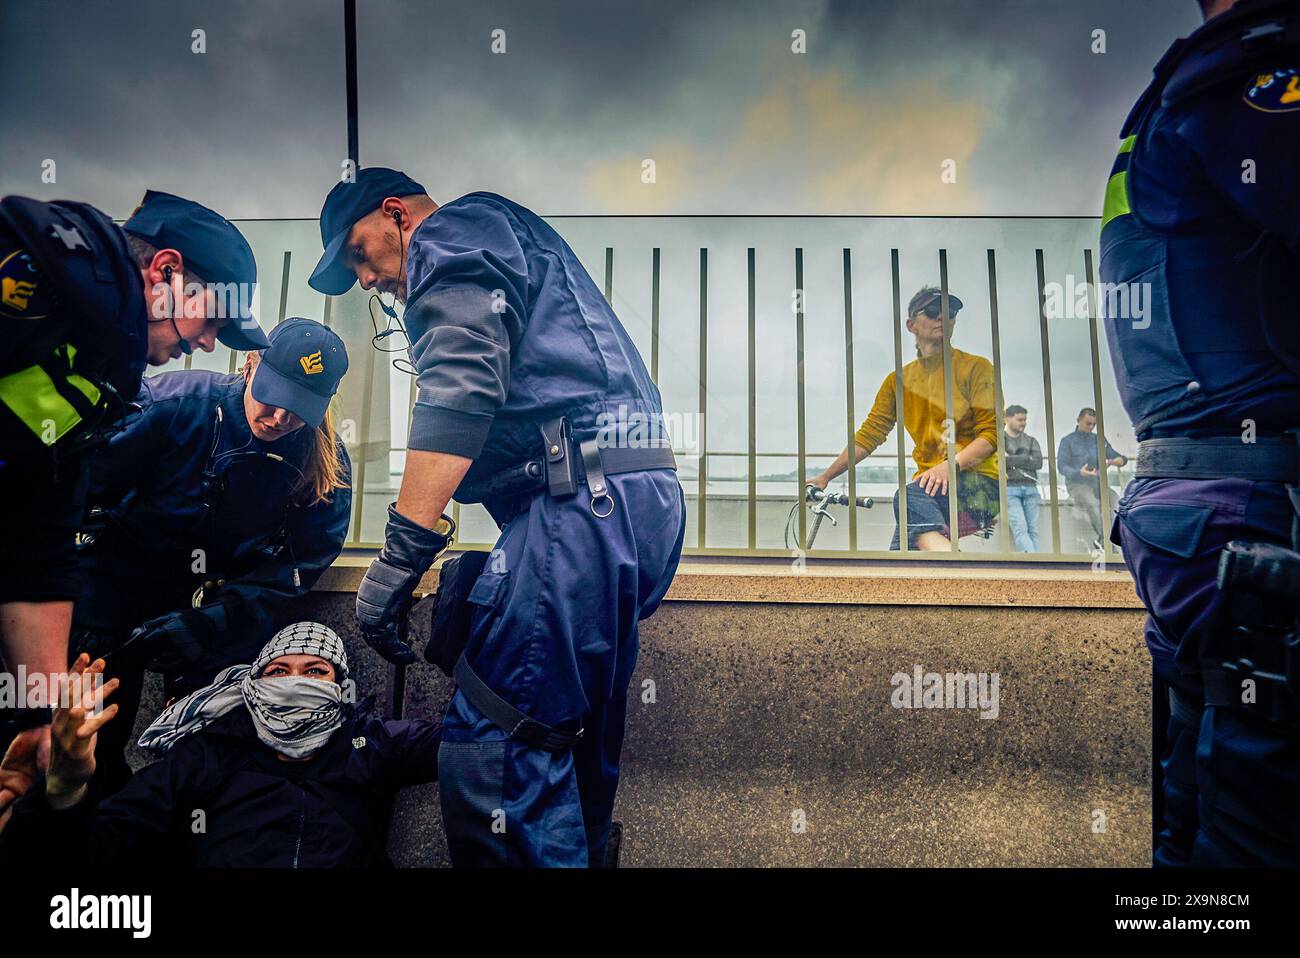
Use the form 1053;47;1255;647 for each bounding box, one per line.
0;191;268;790
1101;0;1300;866
309;168;686;867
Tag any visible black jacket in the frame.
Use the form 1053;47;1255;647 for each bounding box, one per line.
0;708;438;868
1002;431;1044;486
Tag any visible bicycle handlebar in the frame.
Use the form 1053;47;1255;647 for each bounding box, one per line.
805;485;874;509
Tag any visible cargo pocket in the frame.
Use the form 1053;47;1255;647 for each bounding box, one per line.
438;739;509;867
468;570;510;608
1118;502;1214;558
463;569;511;650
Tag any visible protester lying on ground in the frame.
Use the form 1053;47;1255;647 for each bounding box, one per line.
0;623;439;867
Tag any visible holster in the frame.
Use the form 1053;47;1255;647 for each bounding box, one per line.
1204;540;1300;729
423;549;492;677
540;416;578;498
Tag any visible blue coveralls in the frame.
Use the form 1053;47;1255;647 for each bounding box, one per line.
398;192;685;866
1099;7;1300;866
75;370;352;790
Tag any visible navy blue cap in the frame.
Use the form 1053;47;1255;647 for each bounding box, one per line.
123;190;269;350
309;168;426;295
908;286;963;318
251;318;349;428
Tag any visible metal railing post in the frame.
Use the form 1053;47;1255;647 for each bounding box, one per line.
939;252;961;552
843;248;858;552
891;250;909;554
987;250;1011;555
1036;249;1063;553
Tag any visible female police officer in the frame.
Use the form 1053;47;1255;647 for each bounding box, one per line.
71;318;352;794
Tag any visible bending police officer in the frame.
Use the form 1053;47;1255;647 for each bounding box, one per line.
0;190;268;783
309;168;686;867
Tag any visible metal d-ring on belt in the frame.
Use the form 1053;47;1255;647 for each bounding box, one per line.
579;435;615;518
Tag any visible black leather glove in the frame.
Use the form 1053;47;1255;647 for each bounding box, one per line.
69;628;130;663
121;604;227;673
357;504;455;664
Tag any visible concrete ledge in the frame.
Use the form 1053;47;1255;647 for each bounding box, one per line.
126;586;1150;867
317;554;1144;609
613;770;1145;867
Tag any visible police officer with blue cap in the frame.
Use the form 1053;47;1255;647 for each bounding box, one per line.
69;317;351;794
1101;0;1300;866
310;168;685;867
0;189;268;784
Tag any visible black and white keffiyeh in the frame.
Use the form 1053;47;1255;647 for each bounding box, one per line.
138;622;349;759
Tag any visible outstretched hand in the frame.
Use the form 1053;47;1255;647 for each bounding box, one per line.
46;654;120;810
0;726;49;832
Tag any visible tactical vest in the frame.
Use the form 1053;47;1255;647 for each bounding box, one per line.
1099;0;1300;439
0;197;147;459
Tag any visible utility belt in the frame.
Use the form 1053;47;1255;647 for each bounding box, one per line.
430;415;677;752
456;414;678;519
1135;435;1298;481
1137;434;1300;729
1169;658;1300;732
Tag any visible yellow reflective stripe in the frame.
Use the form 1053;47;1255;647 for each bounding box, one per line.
0;345;101;446
1101;170;1131;229
68;372;102;406
0;365;81;444
61;345;102;407
1101;134;1137;230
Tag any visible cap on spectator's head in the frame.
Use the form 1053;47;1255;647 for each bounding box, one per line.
907;286;964;318
310;167;426;295
123;191;268;350
251;318;348;428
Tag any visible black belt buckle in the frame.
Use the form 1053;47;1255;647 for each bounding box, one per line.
540;417;577;498
511;716;584;752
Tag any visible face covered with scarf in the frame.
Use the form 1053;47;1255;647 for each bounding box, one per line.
139;622;350;760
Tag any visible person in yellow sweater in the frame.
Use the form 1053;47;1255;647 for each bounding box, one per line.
810;286;1000;551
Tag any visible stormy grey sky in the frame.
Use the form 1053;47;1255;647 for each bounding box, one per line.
0;0;1206;551
1;0;1201;218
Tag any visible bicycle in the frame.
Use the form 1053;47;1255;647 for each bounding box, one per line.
784;484;875;551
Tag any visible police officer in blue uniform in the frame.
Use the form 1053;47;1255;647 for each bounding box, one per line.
71;318;352;793
309;168;686;867
0;191;268;765
1101;0;1300;866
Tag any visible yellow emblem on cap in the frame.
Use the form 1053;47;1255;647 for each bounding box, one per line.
300;350;324;375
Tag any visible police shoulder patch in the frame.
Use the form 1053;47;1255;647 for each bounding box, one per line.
1243;67;1300;113
0;247;52;319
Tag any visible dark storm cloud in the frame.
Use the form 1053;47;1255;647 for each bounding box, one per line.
0;0;1203;218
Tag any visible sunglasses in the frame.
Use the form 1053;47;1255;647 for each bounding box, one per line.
917;297;962;320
